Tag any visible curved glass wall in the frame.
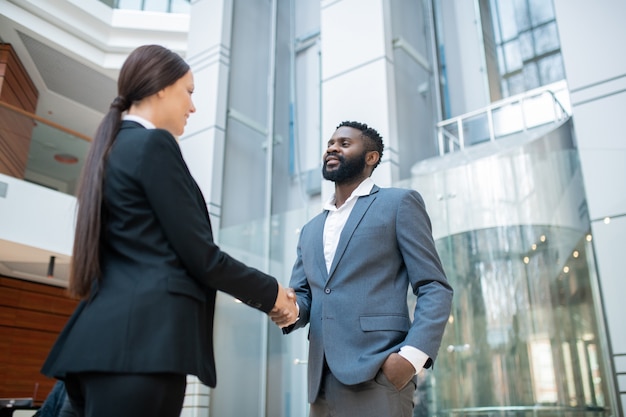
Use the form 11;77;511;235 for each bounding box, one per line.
408;119;615;416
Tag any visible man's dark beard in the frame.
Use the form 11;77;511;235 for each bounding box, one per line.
322;150;367;183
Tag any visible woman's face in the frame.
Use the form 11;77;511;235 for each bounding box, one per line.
157;70;196;137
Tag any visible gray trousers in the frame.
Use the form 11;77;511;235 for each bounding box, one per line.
310;368;417;417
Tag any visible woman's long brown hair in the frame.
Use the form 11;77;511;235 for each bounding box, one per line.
69;45;190;298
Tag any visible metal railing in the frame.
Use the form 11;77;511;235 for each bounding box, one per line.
437;80;571;156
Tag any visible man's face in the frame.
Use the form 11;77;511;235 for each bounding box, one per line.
322;126;368;183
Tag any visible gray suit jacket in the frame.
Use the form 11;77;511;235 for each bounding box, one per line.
285;185;453;402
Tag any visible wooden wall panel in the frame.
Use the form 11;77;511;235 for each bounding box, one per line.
0;276;78;406
0;43;38;179
0;44;38;111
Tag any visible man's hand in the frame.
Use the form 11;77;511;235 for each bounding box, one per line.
381;352;416;390
269;285;297;328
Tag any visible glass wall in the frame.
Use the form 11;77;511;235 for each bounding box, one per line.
98;0;190;13
213;205;315;417
409;119;615;416
483;0;565;98
0;102;90;195
431;226;608;416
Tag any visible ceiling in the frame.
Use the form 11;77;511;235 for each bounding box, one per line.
0;0;189;284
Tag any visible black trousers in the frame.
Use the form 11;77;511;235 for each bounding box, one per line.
64;372;186;417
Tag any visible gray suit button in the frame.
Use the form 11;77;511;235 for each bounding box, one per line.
324;288;331;294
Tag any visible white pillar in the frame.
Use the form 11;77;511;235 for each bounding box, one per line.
319;0;399;200
179;1;234;416
553;0;626;414
180;0;233;233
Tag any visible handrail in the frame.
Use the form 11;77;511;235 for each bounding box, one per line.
436;80;570;155
438;404;608;417
0;100;92;142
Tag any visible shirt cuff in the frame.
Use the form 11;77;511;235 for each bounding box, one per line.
398;346;429;375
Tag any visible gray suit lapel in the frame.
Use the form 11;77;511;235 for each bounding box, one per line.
311;212;329;280
327;186;379;281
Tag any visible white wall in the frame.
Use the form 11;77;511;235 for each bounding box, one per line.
0;174;75;256
553;0;626;412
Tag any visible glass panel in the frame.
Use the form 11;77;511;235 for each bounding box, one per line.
506;73;525;96
106;0;190;13
489;0;502;44
522;61;539;90
512;0;530;31
143;0;169;13
491;102;524;137
441;122;461;153
217;205;314;417
170;0;190;13
503;40;522;72
518;31;534;61
463;113;491;146
500;79;510;97
433;227;610;416
521;93;558;127
115;0;142;11
533;22;560;55
538;53;565;85
497;46;506;74
211;217;273;416
482;0;562;100
496;0;519;42
410;123;614;416
0;102;90;195
529;0;555;25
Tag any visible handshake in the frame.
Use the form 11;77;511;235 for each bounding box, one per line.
269;284;298;328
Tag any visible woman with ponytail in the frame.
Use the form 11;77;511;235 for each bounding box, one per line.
41;44;297;417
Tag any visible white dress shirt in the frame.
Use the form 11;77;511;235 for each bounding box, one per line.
123;114;155;129
322;177;428;375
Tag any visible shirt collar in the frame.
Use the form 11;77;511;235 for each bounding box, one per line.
123;114;156;129
323;177;375;210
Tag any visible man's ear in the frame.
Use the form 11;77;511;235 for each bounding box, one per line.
365;150;380;167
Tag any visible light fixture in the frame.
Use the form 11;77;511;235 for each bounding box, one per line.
54;153;79;164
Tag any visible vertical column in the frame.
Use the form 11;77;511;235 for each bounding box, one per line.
179;1;233;416
553;0;626;414
180;0;233;233
319;0;399;199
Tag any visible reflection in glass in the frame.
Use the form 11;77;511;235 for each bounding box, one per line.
432;227;610;416
533;22;560;56
539;54;565;85
0;102;90;195
412;117;614;416
503;40;523;72
529;0;556;25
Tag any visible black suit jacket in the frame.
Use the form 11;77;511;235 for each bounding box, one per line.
42;121;278;387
